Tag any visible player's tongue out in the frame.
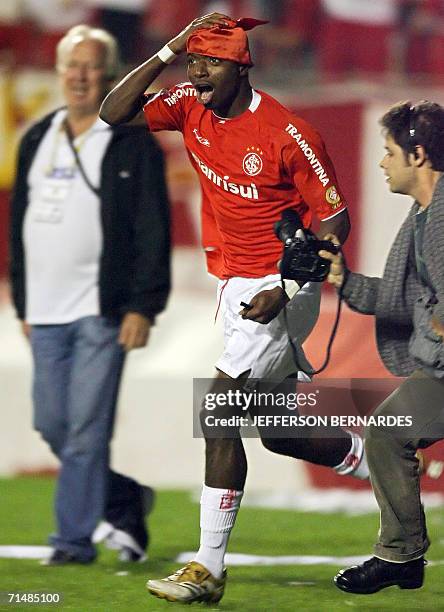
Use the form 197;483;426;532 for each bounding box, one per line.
196;85;214;105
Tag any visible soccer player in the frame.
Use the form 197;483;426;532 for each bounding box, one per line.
100;12;369;603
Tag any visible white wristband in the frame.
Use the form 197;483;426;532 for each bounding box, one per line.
283;280;300;300
157;45;177;64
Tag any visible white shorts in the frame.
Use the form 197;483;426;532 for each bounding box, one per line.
215;274;321;383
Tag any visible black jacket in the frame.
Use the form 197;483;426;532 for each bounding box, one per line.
9;110;171;322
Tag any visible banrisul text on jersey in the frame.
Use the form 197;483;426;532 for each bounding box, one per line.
190;151;259;200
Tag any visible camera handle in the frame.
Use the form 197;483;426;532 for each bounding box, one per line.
281;250;346;376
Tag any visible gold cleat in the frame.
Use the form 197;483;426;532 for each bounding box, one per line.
146;561;226;604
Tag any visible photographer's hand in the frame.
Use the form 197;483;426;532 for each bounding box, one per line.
239;287;288;324
318;233;345;289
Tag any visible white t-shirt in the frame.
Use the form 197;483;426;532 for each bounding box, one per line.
23;109;112;324
321;0;397;26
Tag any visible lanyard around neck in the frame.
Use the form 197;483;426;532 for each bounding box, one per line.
62;118;101;197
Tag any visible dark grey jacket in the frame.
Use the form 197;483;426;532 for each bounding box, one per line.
342;175;444;376
10;109;171;322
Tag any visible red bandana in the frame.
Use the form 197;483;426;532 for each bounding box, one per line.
186;17;268;66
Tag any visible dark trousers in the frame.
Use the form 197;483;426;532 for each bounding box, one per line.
105;471;148;549
365;369;444;562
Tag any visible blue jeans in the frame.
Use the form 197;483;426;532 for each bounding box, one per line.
31;316;125;560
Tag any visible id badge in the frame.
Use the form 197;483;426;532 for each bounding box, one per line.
33;177;72;223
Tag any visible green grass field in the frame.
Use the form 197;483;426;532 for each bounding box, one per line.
1;477;443;611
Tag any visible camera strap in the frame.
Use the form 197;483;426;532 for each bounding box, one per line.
63;119;101;197
281;255;346;376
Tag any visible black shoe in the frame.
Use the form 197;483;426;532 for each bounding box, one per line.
93;485;156;562
334;556;425;594
41;549;95;566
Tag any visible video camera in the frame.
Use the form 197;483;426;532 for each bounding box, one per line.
274;209;340;283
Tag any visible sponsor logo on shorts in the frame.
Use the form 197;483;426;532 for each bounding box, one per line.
325;185;342;209
243;146;263;177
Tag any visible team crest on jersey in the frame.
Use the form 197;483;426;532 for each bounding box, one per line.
325;185;342;209
243;146;263;177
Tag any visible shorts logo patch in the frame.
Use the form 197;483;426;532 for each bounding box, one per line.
325;185;342;209
243;147;263;177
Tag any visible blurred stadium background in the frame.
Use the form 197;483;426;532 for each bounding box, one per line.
1;0;444;542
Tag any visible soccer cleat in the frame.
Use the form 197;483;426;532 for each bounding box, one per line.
146;561;227;603
334;556;425;594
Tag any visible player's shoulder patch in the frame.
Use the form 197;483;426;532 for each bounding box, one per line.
325;185;342;209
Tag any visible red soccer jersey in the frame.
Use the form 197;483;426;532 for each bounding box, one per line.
144;83;347;279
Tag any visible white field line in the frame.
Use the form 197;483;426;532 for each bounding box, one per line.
1;546;443;567
177;552;444;567
193;488;444;516
0;546;51;559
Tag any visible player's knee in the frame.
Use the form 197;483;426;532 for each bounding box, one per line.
200;396;243;440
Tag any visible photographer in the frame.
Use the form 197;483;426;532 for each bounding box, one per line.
100;12;370;603
320;101;444;594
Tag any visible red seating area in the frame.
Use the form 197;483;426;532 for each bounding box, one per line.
0;1;443;82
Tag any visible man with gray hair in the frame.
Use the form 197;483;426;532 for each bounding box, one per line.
9;24;171;565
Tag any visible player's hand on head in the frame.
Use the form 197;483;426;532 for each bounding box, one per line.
192;13;232;28
239;287;288;324
318;233;345;289
169;13;232;54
